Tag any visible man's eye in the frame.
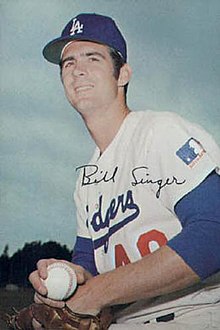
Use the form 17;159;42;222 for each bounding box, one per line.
89;57;99;62
64;61;74;68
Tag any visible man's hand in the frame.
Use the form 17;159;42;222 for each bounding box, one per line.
28;258;94;329
29;258;93;295
29;276;103;317
66;276;104;316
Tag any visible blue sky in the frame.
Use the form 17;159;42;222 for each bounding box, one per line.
1;0;220;256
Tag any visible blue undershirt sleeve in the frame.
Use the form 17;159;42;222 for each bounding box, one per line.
72;236;99;276
168;171;220;280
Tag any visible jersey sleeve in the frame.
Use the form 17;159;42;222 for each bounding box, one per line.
147;113;220;211
72;236;98;276
169;171;220;279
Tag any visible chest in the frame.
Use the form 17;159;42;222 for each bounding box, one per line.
78;156;182;273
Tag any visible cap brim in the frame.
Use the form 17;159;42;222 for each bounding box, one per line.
43;35;111;65
43;37;78;64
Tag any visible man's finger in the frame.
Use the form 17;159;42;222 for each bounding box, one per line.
34;292;65;308
29;270;47;296
36;258;57;279
32;318;44;330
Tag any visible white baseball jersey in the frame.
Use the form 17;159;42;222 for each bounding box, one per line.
74;111;220;320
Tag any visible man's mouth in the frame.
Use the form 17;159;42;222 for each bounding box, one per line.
75;85;93;93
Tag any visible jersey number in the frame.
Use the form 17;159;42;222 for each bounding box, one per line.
115;229;167;267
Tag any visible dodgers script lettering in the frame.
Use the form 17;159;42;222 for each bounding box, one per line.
90;190;140;252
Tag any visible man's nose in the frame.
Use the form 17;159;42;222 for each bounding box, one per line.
72;61;87;76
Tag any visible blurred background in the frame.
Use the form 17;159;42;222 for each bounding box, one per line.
1;0;220;260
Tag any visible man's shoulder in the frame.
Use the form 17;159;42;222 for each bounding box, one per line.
132;110;186;131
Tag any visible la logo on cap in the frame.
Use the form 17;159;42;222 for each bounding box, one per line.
70;18;84;35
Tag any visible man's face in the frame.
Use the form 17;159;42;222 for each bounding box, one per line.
60;41;120;116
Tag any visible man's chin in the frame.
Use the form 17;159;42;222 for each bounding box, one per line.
72;100;95;115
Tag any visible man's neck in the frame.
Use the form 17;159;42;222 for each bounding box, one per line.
83;104;131;154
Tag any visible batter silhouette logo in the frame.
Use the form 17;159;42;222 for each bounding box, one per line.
69;18;84;35
176;137;206;168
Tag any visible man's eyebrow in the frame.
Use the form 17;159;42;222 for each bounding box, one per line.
60;51;106;66
85;51;106;59
60;56;75;67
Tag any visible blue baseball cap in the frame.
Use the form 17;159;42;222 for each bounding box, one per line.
43;13;127;64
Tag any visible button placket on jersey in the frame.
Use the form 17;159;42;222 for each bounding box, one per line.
94;181;102;209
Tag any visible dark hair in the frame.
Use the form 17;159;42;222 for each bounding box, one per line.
109;47;128;98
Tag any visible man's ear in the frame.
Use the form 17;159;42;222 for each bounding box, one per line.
118;63;132;87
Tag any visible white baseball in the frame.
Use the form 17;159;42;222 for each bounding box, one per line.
42;262;77;300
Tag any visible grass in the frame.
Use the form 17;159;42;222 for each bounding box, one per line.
0;287;34;330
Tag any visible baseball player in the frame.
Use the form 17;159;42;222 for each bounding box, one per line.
29;13;220;329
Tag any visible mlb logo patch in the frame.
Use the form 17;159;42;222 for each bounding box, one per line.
176;138;206;168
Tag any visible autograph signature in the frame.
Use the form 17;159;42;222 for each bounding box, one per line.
76;165;118;186
131;166;186;198
76;164;186;198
